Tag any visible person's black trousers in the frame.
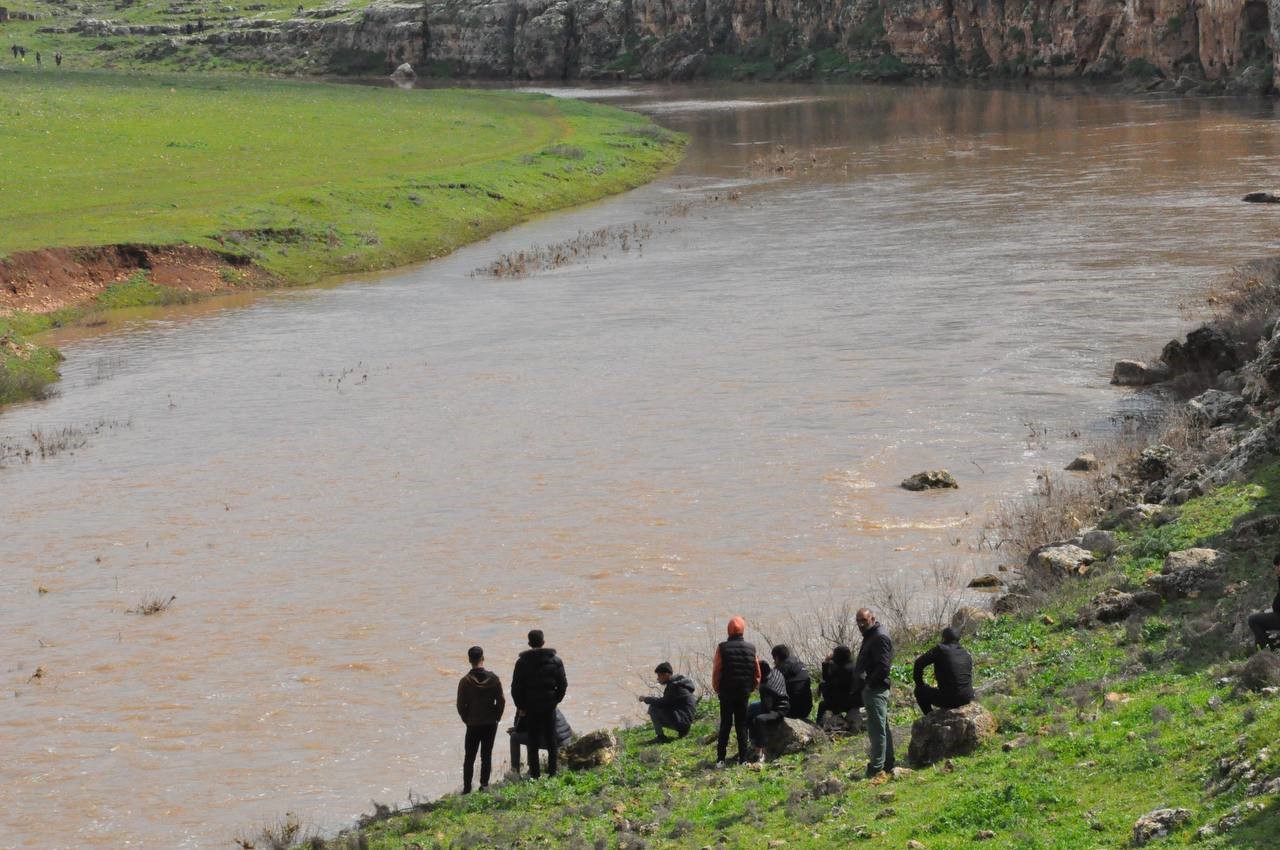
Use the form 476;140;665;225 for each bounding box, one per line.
717;695;750;762
1248;610;1280;648
525;710;559;778
462;723;498;793
914;685;974;715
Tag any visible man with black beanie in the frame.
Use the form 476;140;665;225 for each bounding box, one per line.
912;627;974;714
511;629;568;778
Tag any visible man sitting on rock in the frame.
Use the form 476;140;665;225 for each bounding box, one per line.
1247;553;1280;650
771;644;813;720
912;627;974;714
638;662;696;742
746;660;791;762
817;644;862;724
507;708;572;777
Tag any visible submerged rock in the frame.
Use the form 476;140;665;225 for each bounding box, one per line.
907;702;998;767
901;470;958;491
967;574;1003;589
1243;191;1280;203
1065;453;1099;471
1112;359;1170;386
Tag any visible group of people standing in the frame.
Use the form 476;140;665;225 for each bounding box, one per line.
7;45;61;66
457;610;976;793
699;609;971;781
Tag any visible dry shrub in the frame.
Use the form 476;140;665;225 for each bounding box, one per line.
234;812;315;850
866;561;969;644
127;593;176;616
1198;256;1280;350
984;469;1105;563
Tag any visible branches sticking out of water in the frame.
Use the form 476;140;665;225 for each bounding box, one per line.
474;222;652;279
127;594;176;616
474;190;746;280
317;361;390;392
748;144;846;178
0;417;132;466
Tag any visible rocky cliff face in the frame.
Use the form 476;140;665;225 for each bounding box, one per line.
182;0;1278;90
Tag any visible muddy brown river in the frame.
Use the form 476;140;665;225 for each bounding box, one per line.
5;82;1280;848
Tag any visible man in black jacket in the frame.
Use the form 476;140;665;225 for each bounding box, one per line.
854;608;895;781
639;662;697;742
511;629;568;778
1247;554;1280;649
912;628;974;714
747;660;792;761
817;644;862;722
456;645;506;793
771;644;813;720
712;615;761;766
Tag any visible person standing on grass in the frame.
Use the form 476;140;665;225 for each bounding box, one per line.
854;608;895;783
54;51;62;67
456;645;505;794
771;644;813;720
511;629;567;779
912;627;974;714
1247;553;1280;649
712;615;761;766
638;661;696;742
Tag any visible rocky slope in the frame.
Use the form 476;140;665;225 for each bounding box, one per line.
81;0;1273;88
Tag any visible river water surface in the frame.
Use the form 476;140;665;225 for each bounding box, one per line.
5;83;1280;848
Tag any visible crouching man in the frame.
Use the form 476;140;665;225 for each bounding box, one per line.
638;662;696;742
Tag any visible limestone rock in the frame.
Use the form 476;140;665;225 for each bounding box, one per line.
1112;359;1170;386
1080;529;1118;556
562;729;617;770
1161;326;1241;377
1238;651;1280;692
951;606;995;634
1100;503;1164;531
1135;444;1176;482
1091;588;1136;623
1027;543;1094;578
1187;389;1246;427
901;470;958;491
967;574;1003;589
906;702;998;767
668;51;706;81
1132;807;1191;845
1230;514;1280;546
1146;548;1224;599
993;593;1030;614
390;61;415;78
1065;453;1099;471
763;717;822;758
1243;191;1280;203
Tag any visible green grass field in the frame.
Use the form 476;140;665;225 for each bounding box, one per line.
0;70;684;405
298;462;1280;850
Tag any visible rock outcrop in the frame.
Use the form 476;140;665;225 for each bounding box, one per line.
82;0;1280;86
906;702;998;766
562;729;618;769
1132;807;1191;845
1146;548;1225;598
901;470;959;491
763;717;823;758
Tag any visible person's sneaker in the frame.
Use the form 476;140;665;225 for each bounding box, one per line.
714;760;726;769
867;771;891;786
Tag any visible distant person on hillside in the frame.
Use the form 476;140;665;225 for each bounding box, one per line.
854;608;895;782
508;707;571;776
746;660;791;762
712;615;761;766
54;51;62;67
638;661;696;742
9;45;17;59
456;645;505;794
771;644;813;720
510;629;567;778
912;627;974;714
35;51;40;66
817;644;862;722
1247;553;1280;649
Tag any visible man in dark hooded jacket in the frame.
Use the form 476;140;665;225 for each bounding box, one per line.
747;660;791;761
817;644;862;721
511;629;568;778
912;627;974;714
639;662;696;742
712;615;761;766
771;644;813;720
456;645;505;793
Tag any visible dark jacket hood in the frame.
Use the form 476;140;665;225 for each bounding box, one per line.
668;674;696;695
466;668;500;688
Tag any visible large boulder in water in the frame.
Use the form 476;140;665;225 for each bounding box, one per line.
562;729;617;770
907;702;998;767
1112;359;1170;386
901;470;958;491
763;717;823;758
390;62;415;79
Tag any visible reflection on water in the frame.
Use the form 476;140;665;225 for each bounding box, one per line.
4;83;1280;848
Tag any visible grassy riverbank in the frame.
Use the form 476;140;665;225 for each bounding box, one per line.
0;70;685;405
287;461;1280;849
